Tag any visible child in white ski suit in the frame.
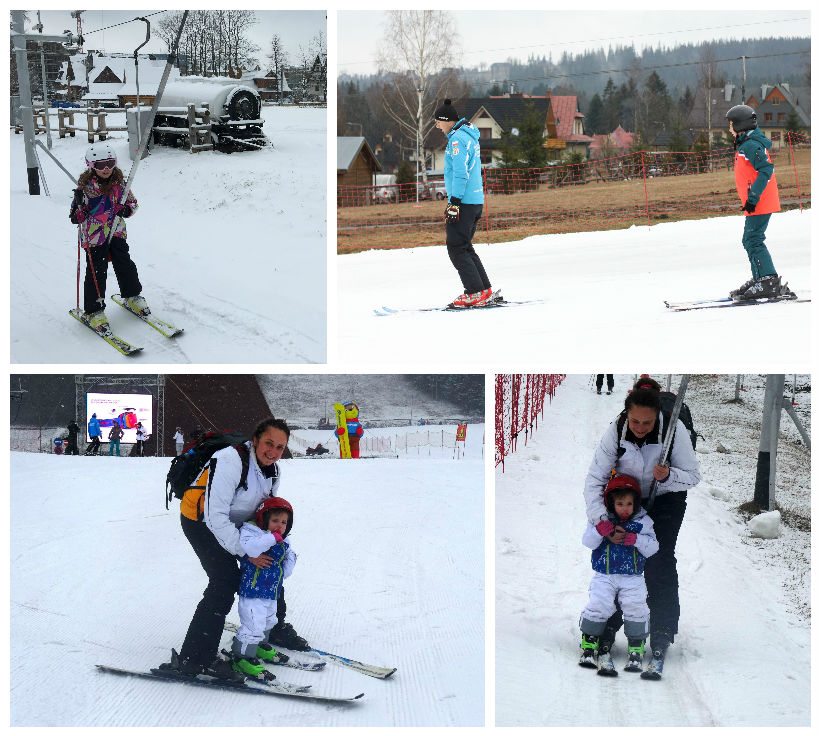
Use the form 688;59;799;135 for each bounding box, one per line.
579;473;658;658
230;497;297;677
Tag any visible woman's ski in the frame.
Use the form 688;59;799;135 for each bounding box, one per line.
96;664;364;703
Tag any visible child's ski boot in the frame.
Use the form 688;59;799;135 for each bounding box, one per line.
230;655;275;682
256;642;289;665
578;633;599;669
596;641;618;677
624;639;645;673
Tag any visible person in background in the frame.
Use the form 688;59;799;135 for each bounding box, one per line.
108;422;124;456
66;420;80;456
174;427;185;456
596;375;615;395
86;413;102;455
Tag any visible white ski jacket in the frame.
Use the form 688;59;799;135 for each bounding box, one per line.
204;441;282;557
584;416;701;524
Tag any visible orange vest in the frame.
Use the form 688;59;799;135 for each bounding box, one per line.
734;147;780;216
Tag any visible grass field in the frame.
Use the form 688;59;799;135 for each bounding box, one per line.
337;147;810;254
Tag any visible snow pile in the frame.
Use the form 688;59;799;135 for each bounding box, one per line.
11;106;326;363
11;441;484;726
748;510;781;539
338;212;810;365
496;374;809;727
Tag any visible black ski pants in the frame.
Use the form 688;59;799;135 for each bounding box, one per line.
83;236;142;314
179;515;286;668
596;375;614;392
445;203;491;294
600;491;688;647
85;436;101;455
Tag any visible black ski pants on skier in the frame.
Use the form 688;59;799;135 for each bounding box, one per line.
600;491;688;648
446;203;491;294
179;515;286;668
596;375;614;392
83;236;142;314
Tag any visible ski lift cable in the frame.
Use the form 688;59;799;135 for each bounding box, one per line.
82;11;167;37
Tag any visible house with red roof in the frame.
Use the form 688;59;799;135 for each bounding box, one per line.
588;125;635;159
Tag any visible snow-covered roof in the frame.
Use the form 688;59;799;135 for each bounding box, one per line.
82;84;123;101
118;68;182;96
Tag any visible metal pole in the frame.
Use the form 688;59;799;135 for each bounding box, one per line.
38;45;53;149
647;374;690;510
34;140;77;184
133;18;152;151
782;397;810;450
12;10;41;195
754;375;784;510
735;374;742;402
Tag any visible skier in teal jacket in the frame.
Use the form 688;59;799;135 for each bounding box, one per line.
434;98;496;309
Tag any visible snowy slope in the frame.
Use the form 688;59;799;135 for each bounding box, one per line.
11;106;326;363
11;433;484;727
338;211;810;366
495;375;809;727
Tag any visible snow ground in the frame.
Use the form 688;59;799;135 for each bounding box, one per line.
338;211;811;367
10;427;484;727
11;106;326;363
495;374;810;727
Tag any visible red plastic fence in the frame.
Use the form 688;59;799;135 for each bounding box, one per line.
338;135;810;250
495;374;566;470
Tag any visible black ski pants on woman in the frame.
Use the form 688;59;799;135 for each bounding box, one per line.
600;490;688;648
179;515;286;669
83;236;142;314
445;203;491;294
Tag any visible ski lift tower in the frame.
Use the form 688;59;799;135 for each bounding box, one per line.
70;10;85;51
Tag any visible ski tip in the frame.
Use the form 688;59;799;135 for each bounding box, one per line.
640;671;663;681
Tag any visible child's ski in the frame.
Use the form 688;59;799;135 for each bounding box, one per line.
96;664;364;702
111;294;184;338
69;308;143;356
223;621;396;679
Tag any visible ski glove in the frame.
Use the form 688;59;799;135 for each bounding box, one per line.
595;519;615;538
445;198;461;222
741;199;757;213
113;202;134;218
69;188;88;224
622;532;637;546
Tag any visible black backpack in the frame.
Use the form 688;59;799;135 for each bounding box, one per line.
616;391;700;454
165;431;250;512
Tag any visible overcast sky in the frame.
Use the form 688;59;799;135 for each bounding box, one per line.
338;10;811;77
27;10;325;65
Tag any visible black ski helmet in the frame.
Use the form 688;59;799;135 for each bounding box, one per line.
726;104;757;133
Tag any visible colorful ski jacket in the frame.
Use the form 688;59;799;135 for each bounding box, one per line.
74;178;139;247
734;128;780;215
238;522;296;600
444;119;484;204
584;416;701;524
582;508;658;575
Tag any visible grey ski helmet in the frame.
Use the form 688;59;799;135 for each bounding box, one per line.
726;104;757;133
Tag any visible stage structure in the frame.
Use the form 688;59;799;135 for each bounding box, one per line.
75;375;166;455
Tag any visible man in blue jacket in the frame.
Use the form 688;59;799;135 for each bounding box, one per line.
434;99;495;308
86;413;102;455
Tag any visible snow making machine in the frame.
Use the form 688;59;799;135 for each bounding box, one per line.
150;77;267;153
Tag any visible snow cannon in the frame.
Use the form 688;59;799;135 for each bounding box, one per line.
150;77;266;153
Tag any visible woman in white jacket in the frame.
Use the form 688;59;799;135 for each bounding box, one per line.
584;377;701;660
162;417;305;683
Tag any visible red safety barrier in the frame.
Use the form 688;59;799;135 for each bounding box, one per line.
495;374;566;470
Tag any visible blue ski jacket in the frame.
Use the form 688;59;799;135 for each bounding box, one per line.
444;119;484;204
87;417;101;438
238;522;296;600
582;508;658;575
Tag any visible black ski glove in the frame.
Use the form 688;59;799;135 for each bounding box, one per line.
445;197;461;222
741;199;757;214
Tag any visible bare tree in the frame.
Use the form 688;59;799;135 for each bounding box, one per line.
376;11;461;182
266;33;289;100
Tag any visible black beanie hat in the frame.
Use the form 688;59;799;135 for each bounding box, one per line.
434;98;459;122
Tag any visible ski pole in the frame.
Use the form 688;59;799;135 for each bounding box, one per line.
646;374;690;510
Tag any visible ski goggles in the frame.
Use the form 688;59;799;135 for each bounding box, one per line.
91;158;116;172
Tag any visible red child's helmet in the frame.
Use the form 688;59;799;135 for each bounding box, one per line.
604;473;642;516
255;496;294;536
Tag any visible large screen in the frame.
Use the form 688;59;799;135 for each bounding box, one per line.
86;392;153;443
